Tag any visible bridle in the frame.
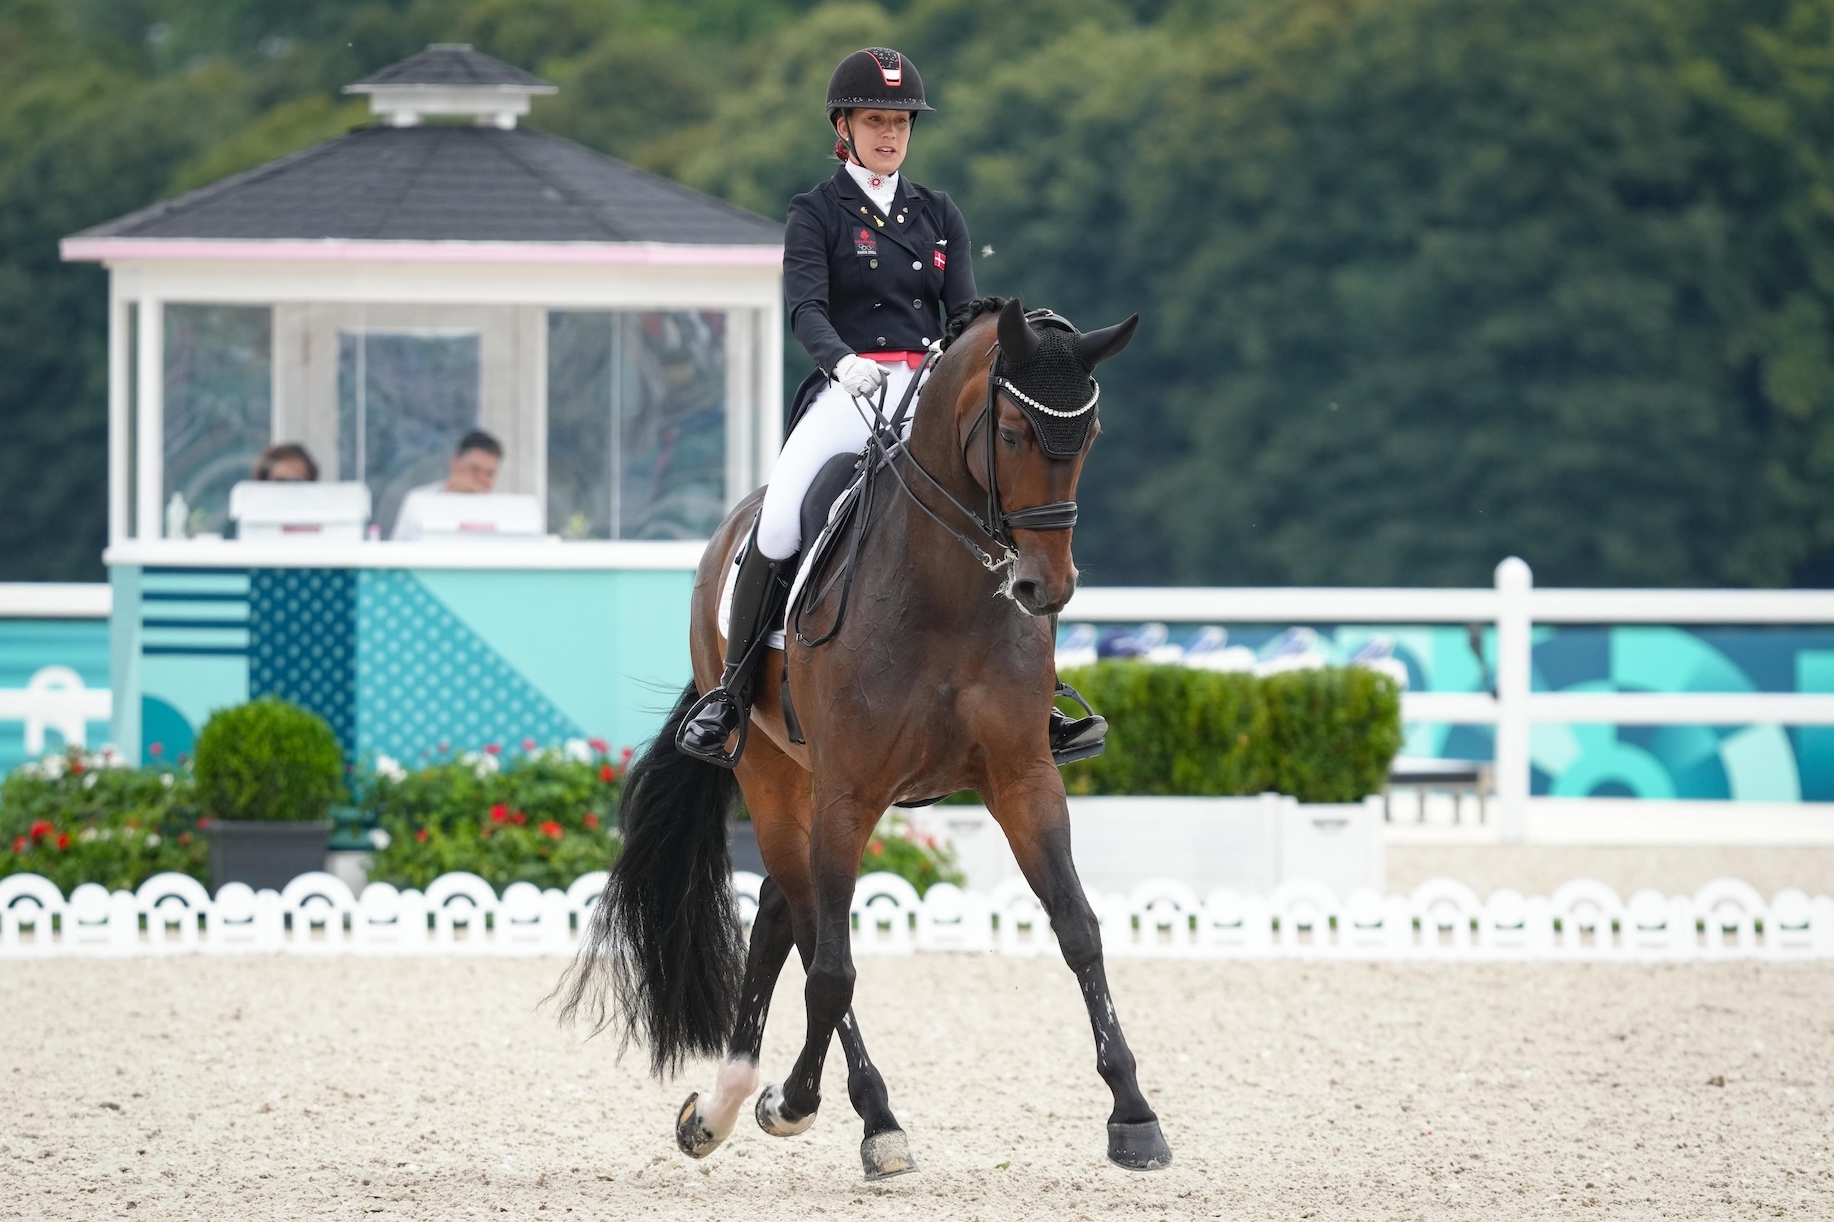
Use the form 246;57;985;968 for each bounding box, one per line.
791;323;1091;651
856;322;1086;573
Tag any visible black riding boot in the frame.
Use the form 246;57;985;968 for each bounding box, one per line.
1050;679;1107;765
676;534;791;767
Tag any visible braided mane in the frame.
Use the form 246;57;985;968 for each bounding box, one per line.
939;296;1008;351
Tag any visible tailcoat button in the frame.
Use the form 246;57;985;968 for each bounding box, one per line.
876;336;887;345
911;261;921;270
869;259;878;268
912;299;923;308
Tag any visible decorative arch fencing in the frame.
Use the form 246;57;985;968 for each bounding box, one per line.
4;870;1833;961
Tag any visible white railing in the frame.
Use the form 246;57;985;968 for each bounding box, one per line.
0;583;111;619
3;869;1831;961
0;667;112;755
0;585;112;753
1063;558;1834;841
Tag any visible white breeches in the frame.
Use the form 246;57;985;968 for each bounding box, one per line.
755;363;922;560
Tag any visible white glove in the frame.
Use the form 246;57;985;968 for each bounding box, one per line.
835;354;888;398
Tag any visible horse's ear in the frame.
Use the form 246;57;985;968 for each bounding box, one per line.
1077;314;1140;368
997;297;1039;363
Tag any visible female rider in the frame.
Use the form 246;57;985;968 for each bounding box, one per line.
678;47;1104;767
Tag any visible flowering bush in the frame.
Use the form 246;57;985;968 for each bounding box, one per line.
861;812;964;895
0;748;207;891
361;739;627;892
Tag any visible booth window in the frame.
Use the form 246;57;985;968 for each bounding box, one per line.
164;305;272;536
547;311;727;540
338;331;482;536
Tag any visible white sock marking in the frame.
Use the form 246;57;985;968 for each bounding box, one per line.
699;1056;759;1142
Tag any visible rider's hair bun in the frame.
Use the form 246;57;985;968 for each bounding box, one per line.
834;135;850;163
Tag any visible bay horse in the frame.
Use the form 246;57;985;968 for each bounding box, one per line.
556;298;1171;1179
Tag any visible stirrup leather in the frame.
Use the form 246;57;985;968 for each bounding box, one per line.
674;526;789;768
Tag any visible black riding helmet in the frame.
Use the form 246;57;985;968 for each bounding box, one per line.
825;48;935;123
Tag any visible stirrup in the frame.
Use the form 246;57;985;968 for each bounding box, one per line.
675;688;751;769
1051;680;1106;766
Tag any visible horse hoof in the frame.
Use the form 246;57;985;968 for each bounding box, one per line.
754;1083;815;1138
861;1129;917;1180
675;1092;725;1159
1106;1120;1173;1171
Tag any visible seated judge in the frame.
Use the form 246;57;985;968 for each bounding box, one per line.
253;442;319;482
391;430;502;541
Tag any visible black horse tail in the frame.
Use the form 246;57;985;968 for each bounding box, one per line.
552;681;745;1078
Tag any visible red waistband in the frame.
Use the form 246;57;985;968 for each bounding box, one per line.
858;350;928;369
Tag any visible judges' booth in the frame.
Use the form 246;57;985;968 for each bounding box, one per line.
61;45;783;765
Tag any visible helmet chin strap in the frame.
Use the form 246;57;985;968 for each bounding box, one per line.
839;113;901;190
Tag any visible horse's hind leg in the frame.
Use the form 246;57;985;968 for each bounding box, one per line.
753;787;880;1154
750;890;913;1176
990;768;1173;1171
675;876;795;1157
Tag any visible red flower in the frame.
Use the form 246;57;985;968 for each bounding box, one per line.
621;747;634;761
197;817;213;829
55;832;69;850
866;838;884;857
582;813;600;831
537;820;563;839
10;836;24;854
178;833;192;845
415;828;429;842
70;761;84;776
599;764;615;783
521;737;536;752
149;742;163;756
483;743;501;756
28;820;53;839
509;810;528;826
588;738;608;754
489;803;508;823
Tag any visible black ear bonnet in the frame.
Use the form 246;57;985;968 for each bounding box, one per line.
995;311;1100;460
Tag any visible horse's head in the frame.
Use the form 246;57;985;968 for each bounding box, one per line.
944;298;1138;616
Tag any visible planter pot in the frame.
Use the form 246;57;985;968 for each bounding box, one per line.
1281;797;1386;900
208;820;332;893
903;794;1385;898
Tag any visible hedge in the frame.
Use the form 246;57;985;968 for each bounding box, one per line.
1057;662;1402;802
194;697;344;823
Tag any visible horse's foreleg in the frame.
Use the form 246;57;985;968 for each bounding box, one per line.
675;875;794;1157
836;1006;916;1177
994;776;1174;1171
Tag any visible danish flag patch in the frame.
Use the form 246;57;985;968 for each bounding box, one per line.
933;249;947;270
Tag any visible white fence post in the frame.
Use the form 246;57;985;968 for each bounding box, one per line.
1494;557;1533;842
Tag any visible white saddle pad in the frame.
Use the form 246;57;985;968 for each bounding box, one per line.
717;477;861;650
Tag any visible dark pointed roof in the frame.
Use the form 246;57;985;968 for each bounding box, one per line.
346;43;553;92
68;125;781;246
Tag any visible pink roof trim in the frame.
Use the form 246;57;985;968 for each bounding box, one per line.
61;237;783;268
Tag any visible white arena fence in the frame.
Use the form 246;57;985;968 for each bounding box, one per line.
4;869;1834;961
